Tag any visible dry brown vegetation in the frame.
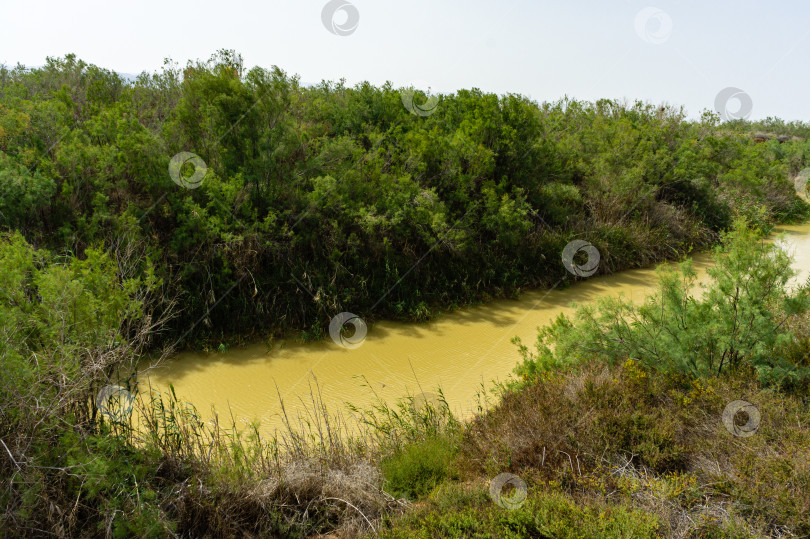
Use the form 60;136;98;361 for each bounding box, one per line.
454;360;810;537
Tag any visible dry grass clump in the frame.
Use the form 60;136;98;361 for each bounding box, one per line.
164;458;397;537
127;380;419;537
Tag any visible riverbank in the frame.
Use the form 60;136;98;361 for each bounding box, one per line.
3;198;810;539
127;221;810;537
367;219;810;537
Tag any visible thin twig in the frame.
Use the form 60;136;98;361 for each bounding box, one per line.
323;497;377;535
0;438;22;472
558;450;575;476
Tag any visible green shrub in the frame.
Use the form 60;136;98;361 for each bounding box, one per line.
539;181;584;225
381;437;457;500
377;482;661;538
0;152;56;228
515;219;810;390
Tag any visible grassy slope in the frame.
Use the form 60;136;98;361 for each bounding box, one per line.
373;362;809;538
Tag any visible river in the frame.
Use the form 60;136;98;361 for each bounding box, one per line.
138;223;810;437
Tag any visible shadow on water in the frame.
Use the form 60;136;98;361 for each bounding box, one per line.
146;265;704;388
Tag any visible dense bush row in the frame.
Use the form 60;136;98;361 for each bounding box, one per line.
2;51;809;346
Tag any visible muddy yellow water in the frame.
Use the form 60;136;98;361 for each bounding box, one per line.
138;223;810;436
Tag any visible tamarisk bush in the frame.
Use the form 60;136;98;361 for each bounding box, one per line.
514;220;810;391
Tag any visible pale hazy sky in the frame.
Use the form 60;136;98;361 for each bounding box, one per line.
3;0;808;121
